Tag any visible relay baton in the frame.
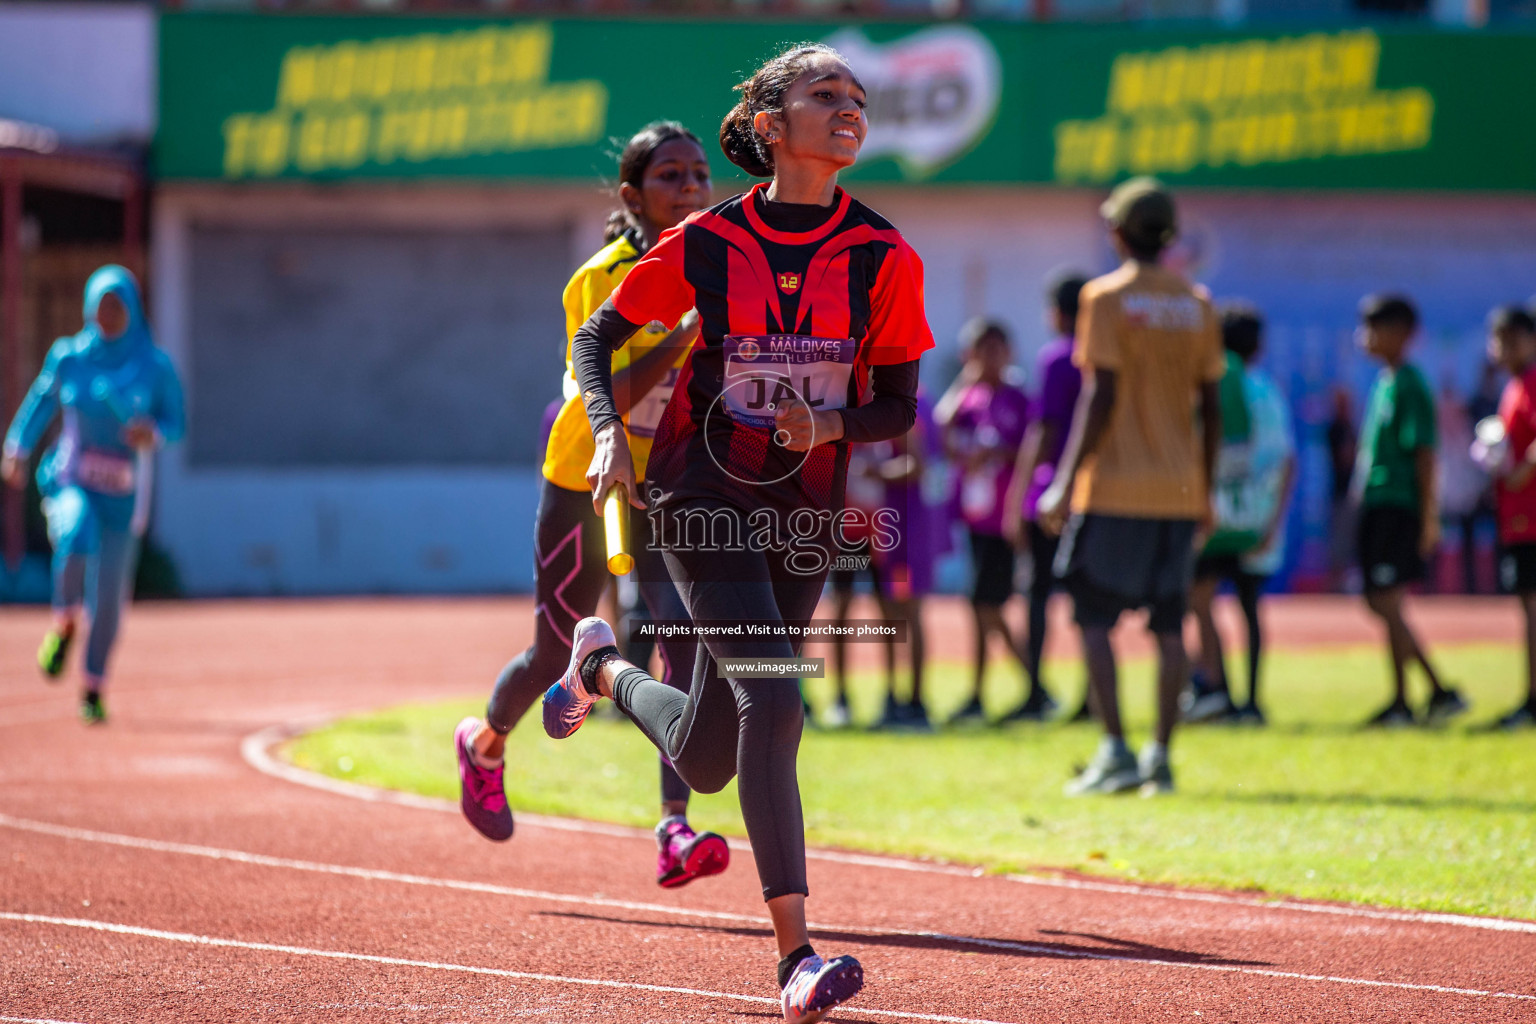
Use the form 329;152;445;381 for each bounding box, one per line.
603;484;634;576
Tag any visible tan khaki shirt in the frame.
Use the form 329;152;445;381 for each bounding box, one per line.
1072;261;1225;520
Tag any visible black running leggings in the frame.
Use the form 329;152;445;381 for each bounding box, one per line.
487;479;694;804
611;500;826;901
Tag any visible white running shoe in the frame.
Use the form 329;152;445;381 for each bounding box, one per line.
1065;738;1141;796
541;616;617;739
1138;744;1174;797
782;953;864;1024
1182;688;1235;723
822;700;852;730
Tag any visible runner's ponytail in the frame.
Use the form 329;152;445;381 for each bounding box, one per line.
601;210;631;244
719;43;846;179
720;101;772;178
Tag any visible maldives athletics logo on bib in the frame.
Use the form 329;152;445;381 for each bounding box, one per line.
825;25;1002;180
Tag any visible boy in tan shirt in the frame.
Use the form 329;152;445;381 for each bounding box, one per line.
1039;177;1224;796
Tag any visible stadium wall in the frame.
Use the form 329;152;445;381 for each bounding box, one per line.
150;181;1536;595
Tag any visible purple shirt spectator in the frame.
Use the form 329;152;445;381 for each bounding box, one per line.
849;390;945;597
1024;335;1082;520
538;397;563;465
948;377;1031;537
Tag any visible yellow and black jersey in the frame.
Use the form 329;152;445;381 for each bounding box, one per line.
542;229;692;492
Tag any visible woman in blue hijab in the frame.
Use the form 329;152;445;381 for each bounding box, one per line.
2;265;185;723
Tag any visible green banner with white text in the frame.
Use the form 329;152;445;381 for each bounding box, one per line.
157;13;1536;190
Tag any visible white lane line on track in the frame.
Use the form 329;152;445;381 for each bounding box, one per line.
0;912;1016;1024
0;1017;92;1024
242;722;1536;937
902;932;1536;1001
4;813;1533;1003
238;722;645;838
0;812;756;926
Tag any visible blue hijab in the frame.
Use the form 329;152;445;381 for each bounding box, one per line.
79;265;153;370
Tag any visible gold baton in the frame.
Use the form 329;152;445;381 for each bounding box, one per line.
603;484;634;576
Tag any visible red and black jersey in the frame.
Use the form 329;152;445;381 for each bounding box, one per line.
610;183;934;516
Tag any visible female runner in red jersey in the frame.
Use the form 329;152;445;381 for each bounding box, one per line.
542;44;934;1023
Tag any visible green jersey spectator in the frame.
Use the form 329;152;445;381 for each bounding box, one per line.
1202;350;1260;559
1186;304;1293;726
1353;293;1465;728
1358;361;1437;512
1218;350;1252;444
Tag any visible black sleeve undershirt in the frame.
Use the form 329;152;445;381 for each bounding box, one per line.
572;298;640;437
838;360;920;444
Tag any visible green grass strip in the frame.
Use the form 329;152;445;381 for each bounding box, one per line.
286;642;1535;920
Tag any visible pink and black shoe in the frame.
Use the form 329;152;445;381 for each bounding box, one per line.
781;953;864;1023
454;717;513;841
655;815;730;889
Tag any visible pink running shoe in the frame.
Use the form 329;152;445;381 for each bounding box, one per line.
655;816;730;889
782;953;864;1023
454;717;513;842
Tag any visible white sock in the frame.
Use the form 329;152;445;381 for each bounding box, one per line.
1142;741;1168;765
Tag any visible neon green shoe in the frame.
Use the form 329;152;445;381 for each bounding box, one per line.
37;628;73;680
79;691;107;725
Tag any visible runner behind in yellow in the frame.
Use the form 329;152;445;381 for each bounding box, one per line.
458;122;728;892
544;233;696;491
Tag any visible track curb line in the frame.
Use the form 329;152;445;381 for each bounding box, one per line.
242;718;1536;937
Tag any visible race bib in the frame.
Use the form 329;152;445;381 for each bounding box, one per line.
1210;442;1268;541
961;470;997;522
76;450;135;495
721;335;856;431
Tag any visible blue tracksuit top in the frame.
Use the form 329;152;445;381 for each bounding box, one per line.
4;265;185;504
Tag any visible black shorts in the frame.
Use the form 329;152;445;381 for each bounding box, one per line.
969;530;1016;607
1055;513;1196;634
1358;505;1424;592
1500;543;1536;595
1194;552;1246;582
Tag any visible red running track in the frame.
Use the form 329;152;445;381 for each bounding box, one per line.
0;596;1531;1023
